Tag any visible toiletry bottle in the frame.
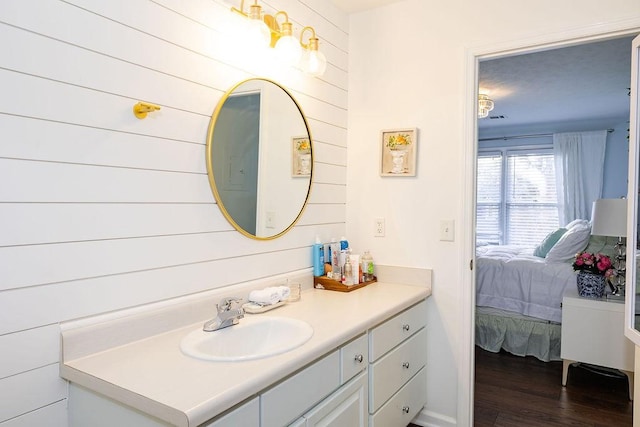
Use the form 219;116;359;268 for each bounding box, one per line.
312;237;324;277
343;249;353;285
330;238;341;281
338;236;349;278
340;236;349;251
362;250;374;282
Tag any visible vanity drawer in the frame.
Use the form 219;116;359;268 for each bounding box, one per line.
341;333;368;383
368;300;427;362
369;367;427;427
369;327;427;412
261;350;340;427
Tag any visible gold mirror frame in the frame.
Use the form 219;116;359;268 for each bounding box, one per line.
205;78;313;240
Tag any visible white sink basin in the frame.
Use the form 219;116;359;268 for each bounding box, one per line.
180;316;314;362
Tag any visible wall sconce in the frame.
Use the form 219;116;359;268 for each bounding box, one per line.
228;0;326;77
231;0;271;48
133;102;161;119
300;27;327;77
273;12;302;66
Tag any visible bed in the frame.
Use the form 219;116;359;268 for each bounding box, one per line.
475;219;595;362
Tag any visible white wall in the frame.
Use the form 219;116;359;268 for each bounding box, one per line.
347;1;640;425
0;0;347;425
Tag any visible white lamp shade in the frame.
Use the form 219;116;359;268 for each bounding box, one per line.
591;198;627;237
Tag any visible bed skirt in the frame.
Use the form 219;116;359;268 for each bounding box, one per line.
475;306;562;362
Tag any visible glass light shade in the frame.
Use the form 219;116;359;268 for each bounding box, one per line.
275;35;302;66
478;94;494;118
302;48;327;76
245;18;271;48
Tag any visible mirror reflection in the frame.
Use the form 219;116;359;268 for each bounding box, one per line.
206;78;312;239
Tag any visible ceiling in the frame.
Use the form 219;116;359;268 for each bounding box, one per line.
329;0;403;14
478;36;635;139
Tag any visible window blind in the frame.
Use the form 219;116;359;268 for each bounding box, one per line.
477;148;559;246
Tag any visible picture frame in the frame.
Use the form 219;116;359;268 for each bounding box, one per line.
380;128;417;176
292;136;311;177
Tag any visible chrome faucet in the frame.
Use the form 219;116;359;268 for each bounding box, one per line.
203;297;245;332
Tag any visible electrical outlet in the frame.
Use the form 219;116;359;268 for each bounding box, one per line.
266;211;276;229
374;217;385;237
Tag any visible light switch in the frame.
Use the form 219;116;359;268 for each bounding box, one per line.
440;220;455;241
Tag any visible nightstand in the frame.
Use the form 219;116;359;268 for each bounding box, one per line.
561;287;635;399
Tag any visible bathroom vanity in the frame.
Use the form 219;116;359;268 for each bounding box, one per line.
60;281;430;426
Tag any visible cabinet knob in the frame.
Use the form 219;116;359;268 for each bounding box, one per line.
402;406;410;414
402;324;410;332
402;362;410;369
354;354;364;363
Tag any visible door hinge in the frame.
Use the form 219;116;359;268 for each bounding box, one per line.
469;259;473;270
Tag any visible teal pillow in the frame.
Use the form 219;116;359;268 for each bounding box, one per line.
533;227;568;258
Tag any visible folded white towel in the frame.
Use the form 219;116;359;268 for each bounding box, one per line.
249;286;290;305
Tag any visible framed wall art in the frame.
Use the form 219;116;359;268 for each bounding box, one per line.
292;136;311;177
380;128;417;176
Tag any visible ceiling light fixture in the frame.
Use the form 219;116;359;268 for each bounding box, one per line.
478;94;495;118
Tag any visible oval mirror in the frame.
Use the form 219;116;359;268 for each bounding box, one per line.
206;78;312;239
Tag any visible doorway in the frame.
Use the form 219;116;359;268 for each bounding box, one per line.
463;28;640;426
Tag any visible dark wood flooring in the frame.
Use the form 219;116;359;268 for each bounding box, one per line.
474;346;633;426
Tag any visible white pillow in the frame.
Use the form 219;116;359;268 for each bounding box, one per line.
545;222;591;262
564;219;589;230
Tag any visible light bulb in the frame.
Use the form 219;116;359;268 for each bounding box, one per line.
242;4;271;48
274;21;301;67
302;48;326;77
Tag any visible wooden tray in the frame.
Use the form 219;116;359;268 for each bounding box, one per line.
313;275;377;292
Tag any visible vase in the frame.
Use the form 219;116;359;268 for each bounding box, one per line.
389;148;408;174
576;271;606;298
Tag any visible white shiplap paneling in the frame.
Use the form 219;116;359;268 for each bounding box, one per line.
0;0;348;423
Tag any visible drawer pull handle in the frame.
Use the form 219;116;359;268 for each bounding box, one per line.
402;406;410;414
402;362;410;369
354;354;364;363
402;324;410;332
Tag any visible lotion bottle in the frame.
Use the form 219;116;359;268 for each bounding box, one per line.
312;237;324;277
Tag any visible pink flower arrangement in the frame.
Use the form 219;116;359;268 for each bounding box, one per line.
572;252;615;278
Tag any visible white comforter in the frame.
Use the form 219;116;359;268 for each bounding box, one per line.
476;245;576;323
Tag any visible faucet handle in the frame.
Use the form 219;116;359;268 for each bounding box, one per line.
218;297;242;311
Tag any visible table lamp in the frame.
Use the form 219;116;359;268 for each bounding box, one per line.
591;198;628;299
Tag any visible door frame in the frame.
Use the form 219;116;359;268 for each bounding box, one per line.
460;22;640;426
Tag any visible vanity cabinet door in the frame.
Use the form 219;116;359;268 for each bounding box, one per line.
340;333;368;383
203;396;259;426
261;351;340;427
302;372;367;427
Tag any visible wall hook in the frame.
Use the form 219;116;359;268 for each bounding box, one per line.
133;101;161;119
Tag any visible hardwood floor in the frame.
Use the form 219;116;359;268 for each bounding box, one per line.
474;346;633;426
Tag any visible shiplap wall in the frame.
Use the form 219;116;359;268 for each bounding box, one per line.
0;0;347;424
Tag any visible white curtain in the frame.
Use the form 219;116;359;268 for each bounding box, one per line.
553;130;607;225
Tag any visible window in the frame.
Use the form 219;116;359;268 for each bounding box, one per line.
477;148;559;246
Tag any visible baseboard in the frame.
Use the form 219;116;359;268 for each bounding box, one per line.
411;407;457;427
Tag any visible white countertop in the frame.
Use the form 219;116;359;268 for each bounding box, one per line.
60;281;430;427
